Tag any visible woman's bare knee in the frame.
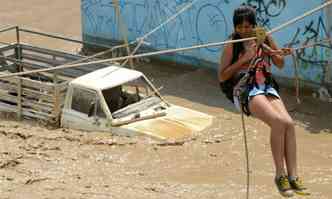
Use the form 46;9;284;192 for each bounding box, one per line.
268;96;295;128
273;116;295;135
285;118;294;128
270;114;287;130
284;117;295;136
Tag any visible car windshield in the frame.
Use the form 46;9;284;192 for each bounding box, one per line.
102;76;163;119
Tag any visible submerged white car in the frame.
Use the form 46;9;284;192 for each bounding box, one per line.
61;65;213;140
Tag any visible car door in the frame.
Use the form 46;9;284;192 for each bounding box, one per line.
62;87;109;132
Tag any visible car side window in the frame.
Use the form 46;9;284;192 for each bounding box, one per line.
71;88;106;118
96;99;106;118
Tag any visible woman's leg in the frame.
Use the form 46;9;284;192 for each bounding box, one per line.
248;95;288;177
267;96;298;177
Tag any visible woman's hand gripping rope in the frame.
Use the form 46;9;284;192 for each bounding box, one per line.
243;27;293;56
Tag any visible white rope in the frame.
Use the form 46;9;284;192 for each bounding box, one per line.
121;0;199;66
268;0;332;35
120;38;145;67
46;0;200;69
57;43;128;66
0;25;17;33
291;52;301;105
138;0;199;41
0;40;12;46
293;38;332;51
0;1;332;79
288;37;332;110
0;37;255;79
241;108;250;199
119;0;199;47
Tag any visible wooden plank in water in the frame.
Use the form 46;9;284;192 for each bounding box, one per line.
22;87;54;102
22;107;54;119
0;44;17;52
0;72;55;91
0;90;18;104
22;98;53;113
0;80;56;103
0;80;17;92
0;89;54;112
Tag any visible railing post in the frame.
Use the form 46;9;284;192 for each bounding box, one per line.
15;26;20;44
53;72;61;125
15;26;23;72
17;78;22;120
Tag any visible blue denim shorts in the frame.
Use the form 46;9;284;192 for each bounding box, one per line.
233;84;280;111
248;84;280;99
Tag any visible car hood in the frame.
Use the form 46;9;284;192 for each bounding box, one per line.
122;105;213;140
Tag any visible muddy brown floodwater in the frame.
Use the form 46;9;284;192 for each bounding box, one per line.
0;1;332;199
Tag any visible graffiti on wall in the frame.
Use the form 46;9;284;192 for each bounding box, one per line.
285;16;332;83
81;0;230;62
81;0;290;59
246;0;286;27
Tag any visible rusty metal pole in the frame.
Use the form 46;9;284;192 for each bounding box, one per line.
113;0;134;68
325;0;332;85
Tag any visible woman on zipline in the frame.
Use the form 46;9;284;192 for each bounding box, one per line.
219;5;308;197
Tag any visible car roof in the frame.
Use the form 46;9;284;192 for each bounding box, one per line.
70;65;143;90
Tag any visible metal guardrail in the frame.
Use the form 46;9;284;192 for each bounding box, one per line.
18;28;114;49
0;25;117;50
0;25;17;34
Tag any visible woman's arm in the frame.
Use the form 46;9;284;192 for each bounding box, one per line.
219;42;256;82
265;35;285;69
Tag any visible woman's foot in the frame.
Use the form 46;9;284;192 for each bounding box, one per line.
275;175;294;197
288;176;310;196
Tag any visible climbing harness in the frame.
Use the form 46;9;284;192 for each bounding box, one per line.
234;48;279;115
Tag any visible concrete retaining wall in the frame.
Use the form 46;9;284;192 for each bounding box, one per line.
81;0;332;86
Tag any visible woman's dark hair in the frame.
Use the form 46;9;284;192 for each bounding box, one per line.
231;5;257;64
233;5;257;28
